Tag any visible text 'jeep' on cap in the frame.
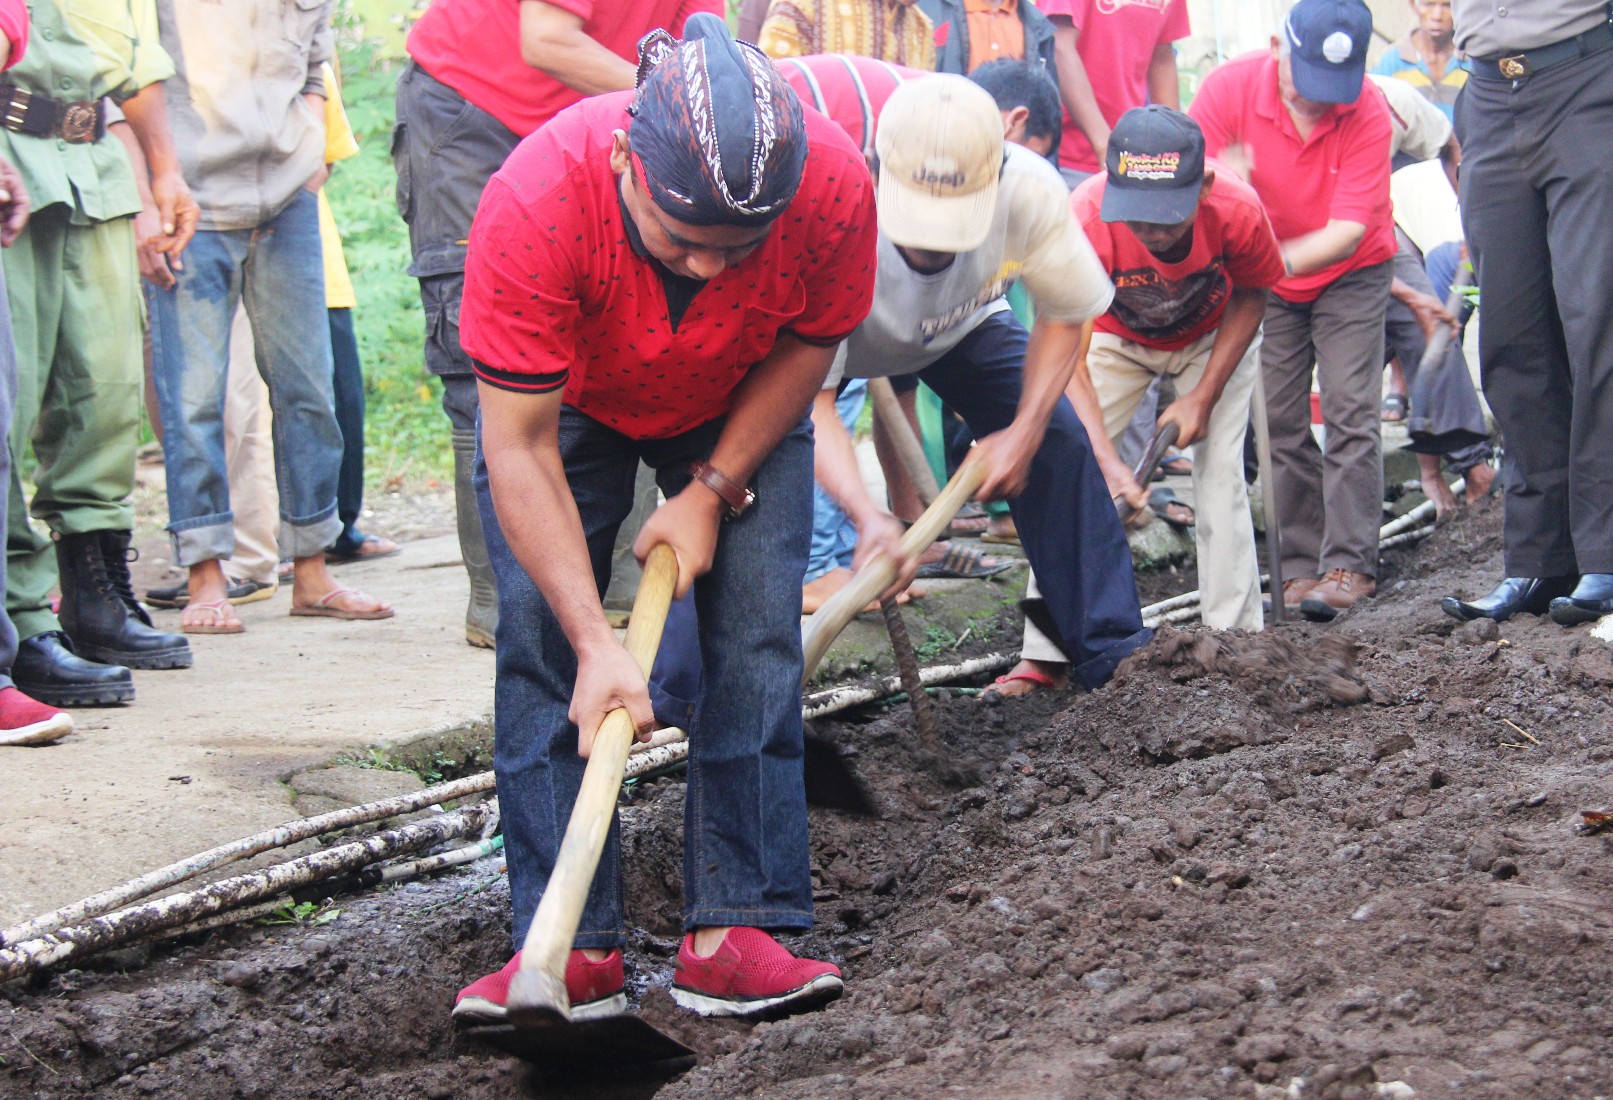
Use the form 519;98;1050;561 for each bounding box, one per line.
1100;105;1207;226
874;75;1005;253
1284;0;1373;105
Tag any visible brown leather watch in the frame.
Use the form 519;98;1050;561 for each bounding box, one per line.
689;460;755;520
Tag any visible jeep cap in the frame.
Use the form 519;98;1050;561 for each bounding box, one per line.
874;75;1004;253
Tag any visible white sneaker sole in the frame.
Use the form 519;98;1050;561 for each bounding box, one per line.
452;990;628;1026
669;973;844;1018
0;713;74;746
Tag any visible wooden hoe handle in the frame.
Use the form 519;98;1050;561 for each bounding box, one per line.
801;459;990;684
506;543;680;1026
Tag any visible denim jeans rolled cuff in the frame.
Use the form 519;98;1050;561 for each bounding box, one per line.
806;488;858;582
169;512;237;567
279;507;344;560
1069;627;1153;692
684;906;815;933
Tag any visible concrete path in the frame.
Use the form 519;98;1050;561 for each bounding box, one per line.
0;535;494;928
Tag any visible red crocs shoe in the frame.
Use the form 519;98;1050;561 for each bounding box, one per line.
0;687;73;746
671;927;843;1017
452;949;626;1025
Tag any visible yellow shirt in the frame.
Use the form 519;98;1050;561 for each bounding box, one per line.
759;0;935;68
318;62;360;310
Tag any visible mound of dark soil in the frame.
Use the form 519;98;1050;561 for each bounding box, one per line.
5;499;1613;1099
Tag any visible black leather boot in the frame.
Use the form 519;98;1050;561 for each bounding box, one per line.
12;631;134;706
1442;576;1576;623
55;531;193;670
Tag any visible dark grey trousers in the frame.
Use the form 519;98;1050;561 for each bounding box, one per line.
1261;260;1393;580
392;62;521;432
1457;48;1613;576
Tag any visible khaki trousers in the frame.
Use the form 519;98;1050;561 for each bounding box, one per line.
222;305;280;586
1022;329;1262;662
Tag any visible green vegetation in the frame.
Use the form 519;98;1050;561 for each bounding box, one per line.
258;900;342;927
329;1;448;488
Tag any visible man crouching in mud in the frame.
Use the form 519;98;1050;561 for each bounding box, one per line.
448;14;879;1023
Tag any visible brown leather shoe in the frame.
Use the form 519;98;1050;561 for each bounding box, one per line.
1280;576;1319;611
1299;569;1376;621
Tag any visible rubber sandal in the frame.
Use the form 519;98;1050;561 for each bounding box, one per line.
290;587;395;621
1380;392;1409;423
943;503;991;537
980;516;1020;546
1148;488;1196;531
182;599;244;635
916;544;1017;580
147;577;276;609
1157;453;1193;478
325;534;401;565
981;666;1063;700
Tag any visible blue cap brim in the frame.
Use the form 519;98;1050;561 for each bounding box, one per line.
1099;180;1203;226
1290;56;1364;105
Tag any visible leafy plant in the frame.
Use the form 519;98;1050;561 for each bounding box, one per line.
259;901;342;927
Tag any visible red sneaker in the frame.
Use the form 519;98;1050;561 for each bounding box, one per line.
0;687;73;746
671;927;843;1017
452;949;626;1025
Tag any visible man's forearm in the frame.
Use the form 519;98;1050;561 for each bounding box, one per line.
520;0;637;95
1146;43;1180;110
1013;318;1084;446
118;83;182;179
1052;23;1110;158
478;383;618;658
1063;322;1130;479
811;386;885;525
109;121;157;207
700;335;835;496
1280;219;1366;276
1191;286;1267;407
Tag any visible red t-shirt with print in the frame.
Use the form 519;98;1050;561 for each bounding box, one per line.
1189;51;1396;303
1037;0;1192;175
1071;160;1284;350
407;0;721;137
459;92;878;441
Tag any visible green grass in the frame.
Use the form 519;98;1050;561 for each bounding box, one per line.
330;1;449;489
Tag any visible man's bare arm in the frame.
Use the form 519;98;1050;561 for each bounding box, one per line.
117;82;200;259
974;317;1085;501
1146;42;1180;109
520;0;637;95
1051;19;1111;165
1280;219;1366;276
1157;285;1267;448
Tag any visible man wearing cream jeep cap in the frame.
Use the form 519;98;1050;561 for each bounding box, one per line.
812;74;1154;693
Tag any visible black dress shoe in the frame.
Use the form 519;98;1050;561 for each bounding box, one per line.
1441;575;1577;623
1549;573;1613;625
12;631;135;707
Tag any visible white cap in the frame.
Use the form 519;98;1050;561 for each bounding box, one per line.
874;76;1003;253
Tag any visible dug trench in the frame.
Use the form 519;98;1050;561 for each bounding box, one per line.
4;498;1612;1099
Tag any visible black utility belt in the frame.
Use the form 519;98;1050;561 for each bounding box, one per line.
0;86;107;144
1472;19;1613;81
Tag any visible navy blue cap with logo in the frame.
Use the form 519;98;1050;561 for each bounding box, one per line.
1100;105;1206;226
1284;0;1372;105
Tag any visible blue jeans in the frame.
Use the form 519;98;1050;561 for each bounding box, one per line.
477;407;817;951
806;379;865;582
913;311;1150;689
148;191;343;564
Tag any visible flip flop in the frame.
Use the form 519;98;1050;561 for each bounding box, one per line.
1380;392;1409;423
290;587;395;621
981;665;1063;700
146;577;277;609
1148;488;1196;531
325;534;401;565
980;516;1020;546
1157;453;1193;478
916;544;1017;580
182;599;245;635
943;502;991;537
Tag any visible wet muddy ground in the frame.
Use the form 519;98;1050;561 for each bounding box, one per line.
5;498;1612;1099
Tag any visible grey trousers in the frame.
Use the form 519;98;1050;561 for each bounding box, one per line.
1457;50;1613;577
1261;261;1393;581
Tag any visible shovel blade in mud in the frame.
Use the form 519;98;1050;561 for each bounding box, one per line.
463;1015;696;1071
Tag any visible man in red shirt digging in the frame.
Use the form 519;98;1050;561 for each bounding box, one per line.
448;16;879;1024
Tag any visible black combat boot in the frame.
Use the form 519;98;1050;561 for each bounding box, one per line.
12;631;135;706
54;531;193;670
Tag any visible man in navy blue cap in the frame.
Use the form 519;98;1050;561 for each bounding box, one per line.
1001;105;1285;695
451;14;879;1024
1190;0;1397;623
1441;0;1613;626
